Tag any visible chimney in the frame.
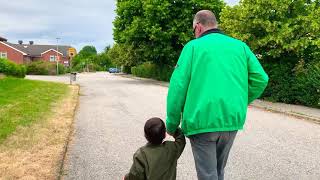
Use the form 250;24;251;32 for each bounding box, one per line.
18;40;23;45
29;41;34;45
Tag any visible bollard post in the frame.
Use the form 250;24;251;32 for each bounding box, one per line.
70;72;77;85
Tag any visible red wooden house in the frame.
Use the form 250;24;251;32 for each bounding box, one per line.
0;36;76;67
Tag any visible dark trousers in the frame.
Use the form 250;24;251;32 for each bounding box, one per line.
189;131;238;180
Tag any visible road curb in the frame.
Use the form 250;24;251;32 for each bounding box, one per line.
57;84;81;179
115;73;320;124
116;73;169;87
250;103;320;124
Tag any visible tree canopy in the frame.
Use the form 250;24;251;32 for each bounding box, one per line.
109;0;320;107
72;45;113;72
113;0;225;67
220;0;320;107
220;0;320;62
78;45;97;57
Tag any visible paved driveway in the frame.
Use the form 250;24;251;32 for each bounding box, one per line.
28;73;320;179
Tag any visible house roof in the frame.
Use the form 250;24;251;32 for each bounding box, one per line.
0;41;27;55
41;49;64;55
0;36;7;42
1;41;72;57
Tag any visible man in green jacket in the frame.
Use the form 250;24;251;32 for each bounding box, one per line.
166;10;269;180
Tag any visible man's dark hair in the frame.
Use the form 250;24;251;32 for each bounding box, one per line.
144;117;166;145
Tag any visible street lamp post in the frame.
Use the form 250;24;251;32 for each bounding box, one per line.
56;38;60;75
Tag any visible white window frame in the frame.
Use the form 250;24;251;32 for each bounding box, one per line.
0;52;7;59
49;55;56;62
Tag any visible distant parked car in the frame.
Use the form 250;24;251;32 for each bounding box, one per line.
108;68;120;73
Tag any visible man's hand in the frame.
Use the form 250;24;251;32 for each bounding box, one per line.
166;131;175;137
167;127;183;137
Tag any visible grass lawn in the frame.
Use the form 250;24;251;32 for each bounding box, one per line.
0;77;68;143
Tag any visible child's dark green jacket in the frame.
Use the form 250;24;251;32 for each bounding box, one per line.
125;129;186;180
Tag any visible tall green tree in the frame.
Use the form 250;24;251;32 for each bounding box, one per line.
93;46;113;70
78;46;98;57
73;46;97;64
113;0;225;67
220;0;320;61
72;46;98;71
220;0;320;107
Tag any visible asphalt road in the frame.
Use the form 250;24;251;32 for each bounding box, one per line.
35;72;319;180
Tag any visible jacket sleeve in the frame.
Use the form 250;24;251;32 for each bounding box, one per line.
166;43;193;134
124;149;146;180
173;128;186;158
244;44;269;104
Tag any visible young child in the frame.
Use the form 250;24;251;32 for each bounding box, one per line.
124;117;186;180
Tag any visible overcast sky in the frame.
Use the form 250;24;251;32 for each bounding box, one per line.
0;0;239;52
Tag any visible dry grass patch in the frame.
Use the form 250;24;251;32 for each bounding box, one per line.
0;85;79;179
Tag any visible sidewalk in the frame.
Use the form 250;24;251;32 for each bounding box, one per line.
251;100;320;124
117;73;320;124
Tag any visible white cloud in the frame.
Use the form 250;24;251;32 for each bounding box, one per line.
0;0;238;52
0;0;116;52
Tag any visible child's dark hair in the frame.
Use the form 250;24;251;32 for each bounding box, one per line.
144;117;166;145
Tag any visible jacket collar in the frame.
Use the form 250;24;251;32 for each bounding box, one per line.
146;142;162;147
199;28;223;38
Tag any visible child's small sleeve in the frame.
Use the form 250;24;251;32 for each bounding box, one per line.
124;149;146;180
173;128;186;158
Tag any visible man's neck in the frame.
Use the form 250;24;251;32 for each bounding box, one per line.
203;26;218;32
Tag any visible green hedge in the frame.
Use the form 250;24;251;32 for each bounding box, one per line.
262;59;320;108
0;58;26;78
131;60;319;108
131;62;173;81
72;62;101;72
26;61;66;75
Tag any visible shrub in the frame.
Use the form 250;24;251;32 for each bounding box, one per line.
72;63;84;72
65;67;72;73
261;59;295;103
57;64;66;75
26;61;66;75
123;66;131;74
26;61;49;75
261;59;320;108
0;58;26;78
292;61;320;107
131;62;173;81
72;62;101;72
131;60;319;108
